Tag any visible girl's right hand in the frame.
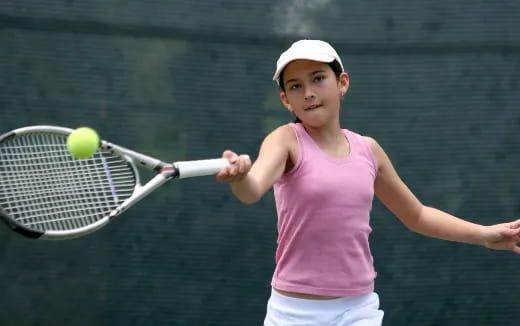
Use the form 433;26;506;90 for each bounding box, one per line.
215;150;251;183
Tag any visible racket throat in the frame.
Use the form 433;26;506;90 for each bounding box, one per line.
110;172;174;218
159;166;179;178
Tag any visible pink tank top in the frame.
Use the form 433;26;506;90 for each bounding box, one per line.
272;122;378;297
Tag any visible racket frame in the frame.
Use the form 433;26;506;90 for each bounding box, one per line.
0;125;227;240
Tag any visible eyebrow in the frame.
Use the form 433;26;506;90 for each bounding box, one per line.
284;69;326;85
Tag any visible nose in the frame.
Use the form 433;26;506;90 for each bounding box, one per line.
304;86;315;101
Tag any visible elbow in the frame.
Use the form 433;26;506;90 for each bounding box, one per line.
230;174;266;205
239;196;261;205
232;188;263;205
402;204;426;233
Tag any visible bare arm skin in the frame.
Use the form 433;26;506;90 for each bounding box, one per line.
367;137;520;253
215;125;295;204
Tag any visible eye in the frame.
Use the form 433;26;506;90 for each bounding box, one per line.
289;83;301;90
313;75;326;83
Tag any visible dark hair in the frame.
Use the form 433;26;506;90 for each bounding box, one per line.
278;60;344;123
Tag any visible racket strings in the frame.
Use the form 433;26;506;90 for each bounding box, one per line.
0;133;136;232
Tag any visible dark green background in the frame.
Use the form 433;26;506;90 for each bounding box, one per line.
1;1;519;325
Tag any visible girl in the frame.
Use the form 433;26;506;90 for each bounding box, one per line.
215;40;520;326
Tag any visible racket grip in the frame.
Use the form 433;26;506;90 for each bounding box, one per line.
175;158;230;179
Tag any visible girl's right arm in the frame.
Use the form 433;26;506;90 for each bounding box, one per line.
215;125;294;204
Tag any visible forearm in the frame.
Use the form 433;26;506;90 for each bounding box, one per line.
408;206;486;246
230;173;264;205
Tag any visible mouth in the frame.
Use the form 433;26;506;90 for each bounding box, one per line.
304;104;322;111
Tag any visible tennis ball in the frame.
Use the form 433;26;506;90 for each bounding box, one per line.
67;127;100;159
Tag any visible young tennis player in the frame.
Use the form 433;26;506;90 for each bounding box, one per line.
216;40;520;326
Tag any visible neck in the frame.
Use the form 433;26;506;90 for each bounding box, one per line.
301;119;343;145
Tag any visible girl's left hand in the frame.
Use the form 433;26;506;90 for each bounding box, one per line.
482;219;520;254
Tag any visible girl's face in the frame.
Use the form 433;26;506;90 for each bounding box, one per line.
280;59;349;127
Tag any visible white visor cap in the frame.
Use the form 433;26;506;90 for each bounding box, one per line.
273;40;344;86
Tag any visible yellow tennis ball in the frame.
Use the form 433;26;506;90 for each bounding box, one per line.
67;127;100;159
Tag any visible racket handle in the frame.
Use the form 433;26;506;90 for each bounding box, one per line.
174;158;230;179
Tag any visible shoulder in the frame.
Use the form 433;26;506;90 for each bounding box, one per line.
362;136;378;150
264;124;297;145
262;124;299;169
362;136;383;154
361;136;394;173
258;124;298;157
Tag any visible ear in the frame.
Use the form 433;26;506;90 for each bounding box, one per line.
279;91;293;112
339;72;350;97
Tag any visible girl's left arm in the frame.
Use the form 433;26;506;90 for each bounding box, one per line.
367;137;520;254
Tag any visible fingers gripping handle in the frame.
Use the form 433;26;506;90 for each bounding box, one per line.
174;158;230;179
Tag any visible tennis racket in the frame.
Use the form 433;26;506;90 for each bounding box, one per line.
0;125;229;240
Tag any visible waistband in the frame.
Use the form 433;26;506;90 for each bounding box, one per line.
269;288;378;312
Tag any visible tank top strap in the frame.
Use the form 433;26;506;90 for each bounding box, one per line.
288;122;312;149
342;129;378;176
287;122;312;164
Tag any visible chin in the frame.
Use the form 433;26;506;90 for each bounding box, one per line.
301;118;328;128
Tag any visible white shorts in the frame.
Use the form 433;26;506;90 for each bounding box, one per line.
264;289;384;326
